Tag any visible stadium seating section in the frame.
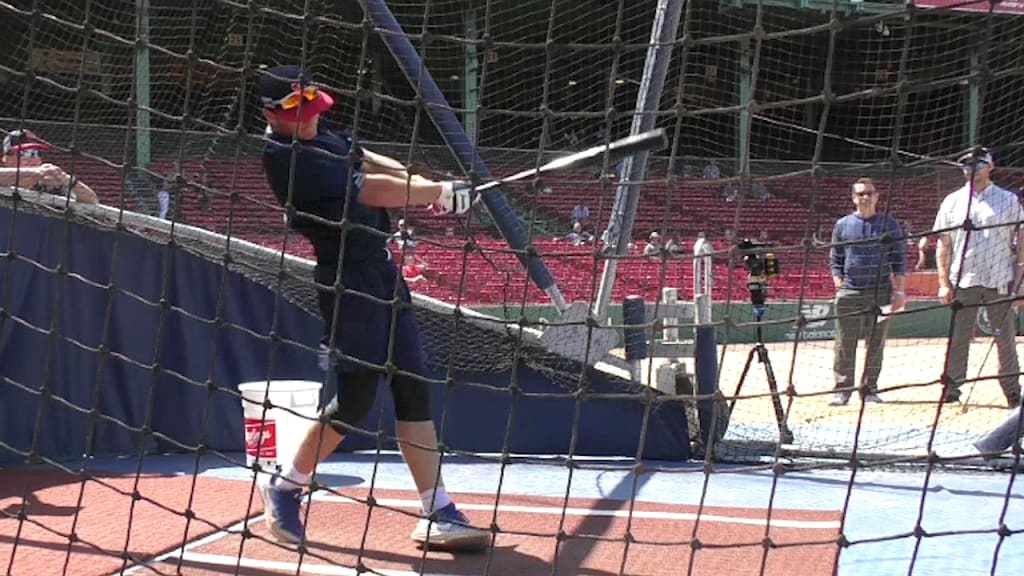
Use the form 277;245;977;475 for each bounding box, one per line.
45;153;953;305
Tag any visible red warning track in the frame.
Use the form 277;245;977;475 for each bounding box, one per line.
3;470;840;576
155;488;841;576
0;469;263;576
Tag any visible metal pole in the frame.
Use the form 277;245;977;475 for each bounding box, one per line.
693;234;714;325
736;38;752;178
662;287;679;342
593;0;683;321
135;0;151;170
693;235;720;445
966;49;981;147
462;8;479;144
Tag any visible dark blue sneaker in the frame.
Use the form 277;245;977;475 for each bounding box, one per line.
257;475;305;543
411;502;489;551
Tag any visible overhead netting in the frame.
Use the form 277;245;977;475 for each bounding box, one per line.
2;0;1024;463
3;0;1024;574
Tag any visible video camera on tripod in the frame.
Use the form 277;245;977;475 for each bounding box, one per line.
737;239;780;310
730;238;793;445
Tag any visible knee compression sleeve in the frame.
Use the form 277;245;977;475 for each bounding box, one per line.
324;371;380;432
390;373;432;422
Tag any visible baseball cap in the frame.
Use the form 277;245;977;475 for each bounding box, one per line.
258;65;334;122
3;129;50;155
956;147;993;167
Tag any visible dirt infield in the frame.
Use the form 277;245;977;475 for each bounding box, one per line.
622;338;1024;454
718;339;1020;429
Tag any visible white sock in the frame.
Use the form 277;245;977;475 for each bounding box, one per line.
420;487;452;515
278;465;311;489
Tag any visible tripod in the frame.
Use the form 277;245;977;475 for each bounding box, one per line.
729;305;795;445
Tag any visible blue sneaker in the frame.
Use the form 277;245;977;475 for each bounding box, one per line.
411;503;489;552
257;475;305;544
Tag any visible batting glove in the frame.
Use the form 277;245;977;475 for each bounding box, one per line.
428;181;475;216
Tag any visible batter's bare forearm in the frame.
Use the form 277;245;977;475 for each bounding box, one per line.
0;168;42;189
358;173;442;208
71;180;99;204
361;148;417;179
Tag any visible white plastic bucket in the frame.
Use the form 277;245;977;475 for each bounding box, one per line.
238;380;322;470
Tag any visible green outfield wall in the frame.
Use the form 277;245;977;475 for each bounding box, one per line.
473;300;1024;346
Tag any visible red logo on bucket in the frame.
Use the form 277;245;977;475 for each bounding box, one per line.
244;418;277;459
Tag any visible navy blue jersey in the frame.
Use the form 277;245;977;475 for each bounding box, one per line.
262;127;425;374
262;128;390;265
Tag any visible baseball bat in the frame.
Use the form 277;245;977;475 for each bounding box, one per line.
474;128;669;194
973;406;1023;457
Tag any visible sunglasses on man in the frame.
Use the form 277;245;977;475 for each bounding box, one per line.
263;85;320;111
7;149;42;158
961;161;990;171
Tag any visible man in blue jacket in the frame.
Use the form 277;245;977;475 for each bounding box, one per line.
829;178;907;406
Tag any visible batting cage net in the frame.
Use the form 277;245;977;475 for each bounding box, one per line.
2;0;1024;574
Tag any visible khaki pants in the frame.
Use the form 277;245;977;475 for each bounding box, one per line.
833;288;891;395
943;286;1021;402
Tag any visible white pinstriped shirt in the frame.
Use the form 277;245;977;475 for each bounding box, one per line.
933;182;1023;292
